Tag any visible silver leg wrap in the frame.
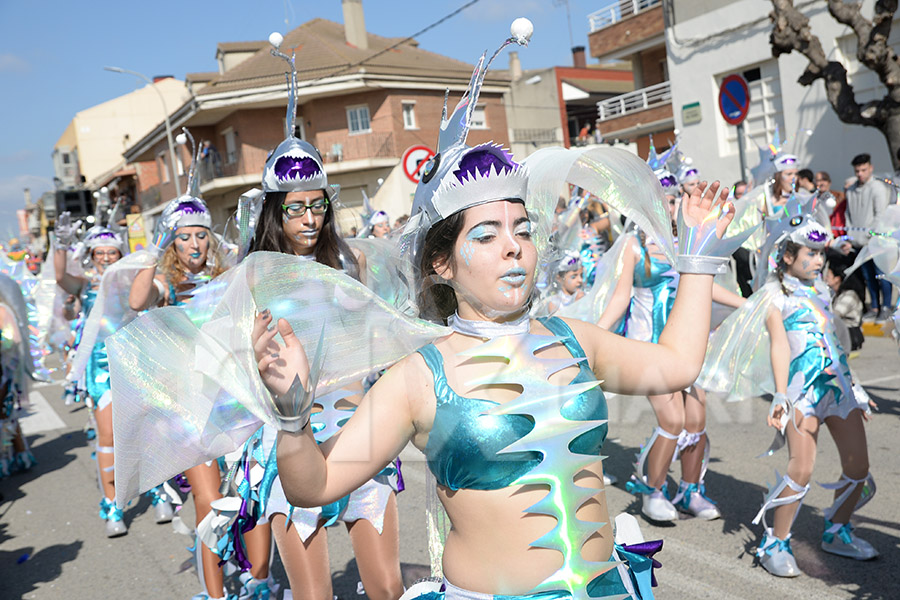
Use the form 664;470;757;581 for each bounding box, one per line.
820;472;876;523
752;472;809;532
673;427;710;483
626;426;679;496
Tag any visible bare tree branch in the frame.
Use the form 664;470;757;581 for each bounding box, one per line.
769;0;900;168
769;0;879;126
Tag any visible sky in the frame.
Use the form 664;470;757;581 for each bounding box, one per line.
0;0;609;236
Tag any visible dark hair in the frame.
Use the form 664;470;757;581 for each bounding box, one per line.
816;171;831;183
733;180;747;187
851;153;871;167
417;211;465;323
826;259;866;303
775;240;803;295
797;168;814;182
250;190;360;279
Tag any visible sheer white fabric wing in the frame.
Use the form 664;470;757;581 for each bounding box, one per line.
66;251;155;384
524;146;676;266
109;252;447;505
697;283;778;400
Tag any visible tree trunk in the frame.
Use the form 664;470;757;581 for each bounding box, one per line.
883;110;900;171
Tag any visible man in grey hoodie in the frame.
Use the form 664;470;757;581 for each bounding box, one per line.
845;153;893;320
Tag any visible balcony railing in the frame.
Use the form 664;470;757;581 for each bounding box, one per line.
597;80;671;121
315;131;396;163
588;0;661;33
195;145;270;186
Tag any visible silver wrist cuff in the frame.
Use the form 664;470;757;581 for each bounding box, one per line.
675;254;728;275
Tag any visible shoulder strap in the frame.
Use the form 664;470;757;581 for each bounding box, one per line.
538;316;586;359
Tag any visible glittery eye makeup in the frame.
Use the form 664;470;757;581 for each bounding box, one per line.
466;224;497;243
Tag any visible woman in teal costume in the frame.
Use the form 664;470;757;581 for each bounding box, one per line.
261;18;745;600
53;219;130;536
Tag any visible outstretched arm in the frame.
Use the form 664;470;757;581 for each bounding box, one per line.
712;282;745;309
596;237;637;330
129;266;162;311
54;247;84;296
583;181;737;395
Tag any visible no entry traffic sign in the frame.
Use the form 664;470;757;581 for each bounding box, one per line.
402;145;436;184
718;74;750;126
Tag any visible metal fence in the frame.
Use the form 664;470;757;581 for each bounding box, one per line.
597;80;671;121
588;0;661;33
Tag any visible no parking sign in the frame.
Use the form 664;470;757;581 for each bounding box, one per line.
718;74;750;126
402;145;435;184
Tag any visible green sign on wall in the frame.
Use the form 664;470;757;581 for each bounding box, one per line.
682;102;701;125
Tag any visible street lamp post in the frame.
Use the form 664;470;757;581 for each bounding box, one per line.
104;66;181;195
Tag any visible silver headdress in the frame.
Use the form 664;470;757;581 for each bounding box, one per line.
667;142;700;185
400;18;534;260
162;128;213;230
752;191;828;289
645;136;679;194
556;250;582;273
357;190;389;237
84;226;126;253
262;32;331;197
767;126;798;172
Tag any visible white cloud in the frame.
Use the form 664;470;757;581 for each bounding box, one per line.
0;53;30;74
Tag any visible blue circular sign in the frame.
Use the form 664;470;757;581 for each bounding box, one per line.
719;75;750;125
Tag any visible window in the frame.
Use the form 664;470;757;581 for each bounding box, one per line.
717;60;783;157
837;31;900;105
286;117;306;140
346;105;371;134
470;105;487;129
158;151;170;183
62;153;70;164
402;101;417;129
223;128;237;164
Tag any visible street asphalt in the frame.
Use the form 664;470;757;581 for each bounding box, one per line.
1;335;897;599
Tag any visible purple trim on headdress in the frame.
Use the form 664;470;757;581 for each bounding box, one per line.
176;199;208;214
274;155;322;182
659;174;678;188
453;147;517;183
780;157;797;166
683;168;699;178
807;229;827;243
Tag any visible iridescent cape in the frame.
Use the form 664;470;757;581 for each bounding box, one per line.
0;254;53;381
66;251;157;385
0;273;33;387
107;253;446;507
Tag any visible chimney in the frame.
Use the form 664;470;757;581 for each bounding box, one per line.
342;0;369;50
509;51;522;81
572;46;586;69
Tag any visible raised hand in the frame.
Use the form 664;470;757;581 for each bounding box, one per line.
253;310;315;431
676;180;756;274
54;212;83;247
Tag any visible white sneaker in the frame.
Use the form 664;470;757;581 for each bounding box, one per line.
821;521;878;560
641;489;677;522
154;499;174;524
758;532;802;577
603;472;618;486
674;481;720;520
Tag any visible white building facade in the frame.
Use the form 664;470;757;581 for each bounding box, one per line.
666;0;898;186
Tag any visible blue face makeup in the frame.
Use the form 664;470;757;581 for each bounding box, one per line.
466;224;496;243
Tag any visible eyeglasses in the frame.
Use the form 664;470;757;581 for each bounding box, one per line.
281;199;329;218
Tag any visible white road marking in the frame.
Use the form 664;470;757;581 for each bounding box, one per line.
859;373;900;387
19;390;67;434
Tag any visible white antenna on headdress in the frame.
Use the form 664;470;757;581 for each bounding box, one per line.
269;32;297;140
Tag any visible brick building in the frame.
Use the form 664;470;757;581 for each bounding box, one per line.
587;0;674;158
124;2;511;230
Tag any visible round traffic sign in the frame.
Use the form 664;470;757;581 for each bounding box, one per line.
402;145;435;184
718;74;751;126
